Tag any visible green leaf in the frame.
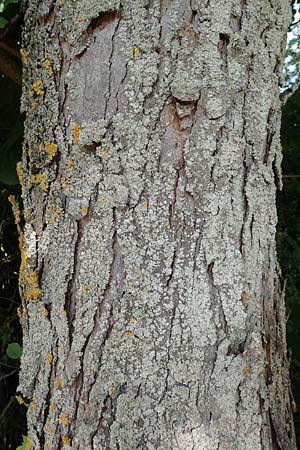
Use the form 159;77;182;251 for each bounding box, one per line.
6;342;22;359
0;16;8;28
16;435;28;450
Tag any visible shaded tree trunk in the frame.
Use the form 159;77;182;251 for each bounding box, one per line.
17;0;296;449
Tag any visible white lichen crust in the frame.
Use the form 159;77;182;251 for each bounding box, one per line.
19;0;295;449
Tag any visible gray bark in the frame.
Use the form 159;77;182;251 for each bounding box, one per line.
18;0;296;449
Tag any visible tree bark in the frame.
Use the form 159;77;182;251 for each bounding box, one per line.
18;0;296;449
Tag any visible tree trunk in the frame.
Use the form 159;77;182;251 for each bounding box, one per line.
18;0;296;449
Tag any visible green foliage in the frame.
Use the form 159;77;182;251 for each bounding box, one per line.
16;435;28;450
6;342;22;359
277;86;300;444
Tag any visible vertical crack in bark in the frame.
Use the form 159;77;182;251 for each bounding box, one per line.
104;16;121;120
65;219;82;347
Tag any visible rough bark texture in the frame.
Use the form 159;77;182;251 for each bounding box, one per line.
17;0;296;449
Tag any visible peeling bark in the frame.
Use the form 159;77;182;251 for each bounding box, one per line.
18;0;296;449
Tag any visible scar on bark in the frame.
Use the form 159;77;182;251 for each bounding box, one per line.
86;11;120;34
76;11;120;57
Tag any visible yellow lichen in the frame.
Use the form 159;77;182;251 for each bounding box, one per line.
44;143;58;161
45;352;53;369
20;48;30;65
72;124;80;145
107;386;116;393
28;401;35;411
98;197;104;203
18;234;27;286
60;177;66;191
58;413;71;426
49;403;56;411
55;376;61;389
65;160;73;169
25;270;43;302
28;147;33;158
80;207;88;215
61;436;71;446
30;173;48;192
42;59;53;76
8;195;21;225
242;367;249;376
132;47;139;58
103;148;109;157
41;309;48;317
17;306;23;325
24;208;32;219
16;395;25;405
123;331;134;337
61;310;67;316
129;317;136;324
140;201;147;209
44;444;49;450
46;202;53;213
49;209;61;224
31;80;43;96
16;163;23;185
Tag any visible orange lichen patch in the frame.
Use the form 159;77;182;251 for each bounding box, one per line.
16;395;25;405
42;59;53;76
8;195;21;225
123;331;134;337
46;202;53;213
65;160;73;169
72;124;80;144
41;309;49;317
80;207;88;215
140;201;147;209
20;48;30;65
16;163;23;185
60;177;66;191
24;208;32;219
44;143;58;161
242;367;249;376
25;270;43;302
103;148;109;157
132;47;139;58
55;376;61;389
25;285;42;303
58;413;71;426
49;209;61;224
61;436;71;446
43;425;55;434
18;234;27;286
31;79;43;96
73;17;85;23
45;352;53;369
17;306;23;325
107;386;116;393
30;173;48;192
28;401;35;411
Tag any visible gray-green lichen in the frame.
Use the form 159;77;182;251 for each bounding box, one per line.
19;0;295;449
